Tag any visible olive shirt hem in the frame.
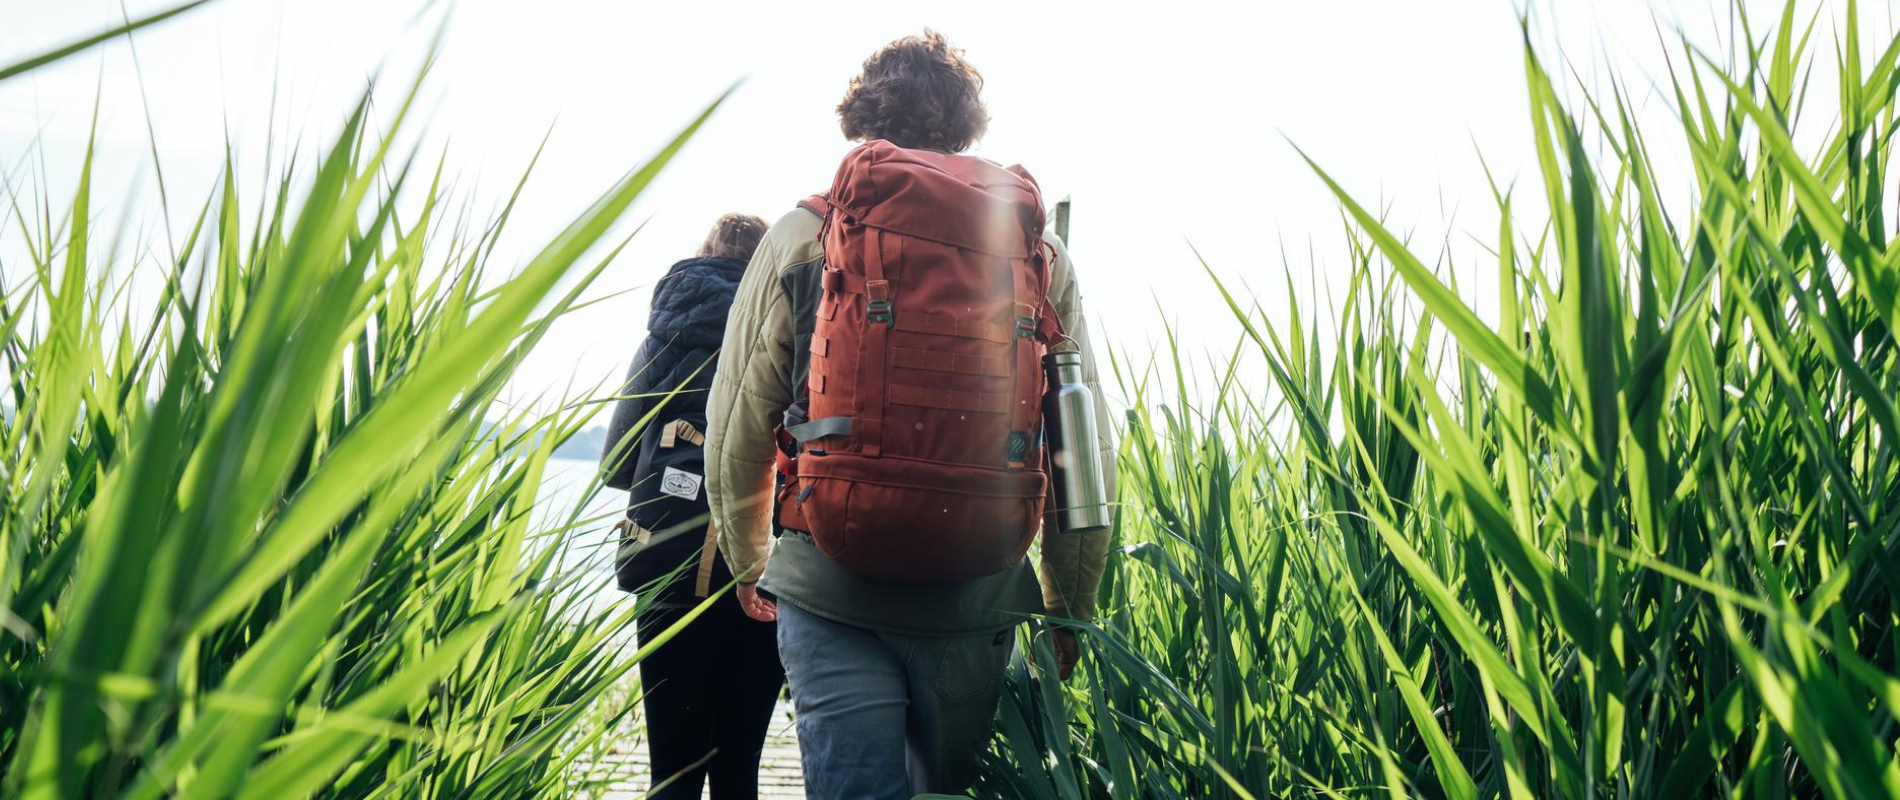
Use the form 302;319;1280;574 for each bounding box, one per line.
760;531;1040;638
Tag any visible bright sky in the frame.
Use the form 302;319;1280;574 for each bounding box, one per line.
1;0;1888;414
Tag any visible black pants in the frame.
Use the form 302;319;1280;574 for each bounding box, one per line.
635;602;786;800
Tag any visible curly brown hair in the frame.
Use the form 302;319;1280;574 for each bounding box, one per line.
837;30;989;153
696;213;769;262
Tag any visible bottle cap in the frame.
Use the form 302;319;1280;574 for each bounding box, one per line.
1043;351;1084;369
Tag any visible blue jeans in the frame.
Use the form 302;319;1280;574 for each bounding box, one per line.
775;601;1014;799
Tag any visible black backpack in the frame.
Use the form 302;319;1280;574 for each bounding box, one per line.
601;256;748;603
611;347;737;603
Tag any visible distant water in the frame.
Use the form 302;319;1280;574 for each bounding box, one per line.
534;456;636;620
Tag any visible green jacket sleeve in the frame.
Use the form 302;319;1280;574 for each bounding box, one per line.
1036;233;1118;623
705;212;805;582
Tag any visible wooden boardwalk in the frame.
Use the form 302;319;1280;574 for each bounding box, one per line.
582;698;805;800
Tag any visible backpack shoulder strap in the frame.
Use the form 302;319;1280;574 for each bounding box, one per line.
1035;241;1067;343
797;194;827;217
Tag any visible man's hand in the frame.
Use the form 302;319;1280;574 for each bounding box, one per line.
1052;627;1080;681
737;582;778;622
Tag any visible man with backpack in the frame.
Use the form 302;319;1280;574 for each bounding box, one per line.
704;31;1117;798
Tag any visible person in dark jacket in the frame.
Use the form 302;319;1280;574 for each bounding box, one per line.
601;212;784;800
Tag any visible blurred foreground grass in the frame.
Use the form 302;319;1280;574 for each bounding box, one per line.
0;5;721;797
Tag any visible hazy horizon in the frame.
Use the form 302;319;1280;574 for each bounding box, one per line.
4;0;1888;413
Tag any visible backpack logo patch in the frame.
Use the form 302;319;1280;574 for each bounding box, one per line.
660;467;703;501
1007;431;1030;463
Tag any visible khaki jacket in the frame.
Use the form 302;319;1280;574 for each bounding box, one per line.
704;202;1117;623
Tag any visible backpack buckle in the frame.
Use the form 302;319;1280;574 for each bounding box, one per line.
867;299;895;327
1015;316;1037;339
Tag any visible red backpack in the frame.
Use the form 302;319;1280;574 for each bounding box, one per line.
777;140;1062;583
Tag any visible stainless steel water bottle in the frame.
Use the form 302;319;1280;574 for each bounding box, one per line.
1043;350;1112;533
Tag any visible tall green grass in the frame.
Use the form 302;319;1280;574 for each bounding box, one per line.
0;12;719;797
988;3;1900;798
